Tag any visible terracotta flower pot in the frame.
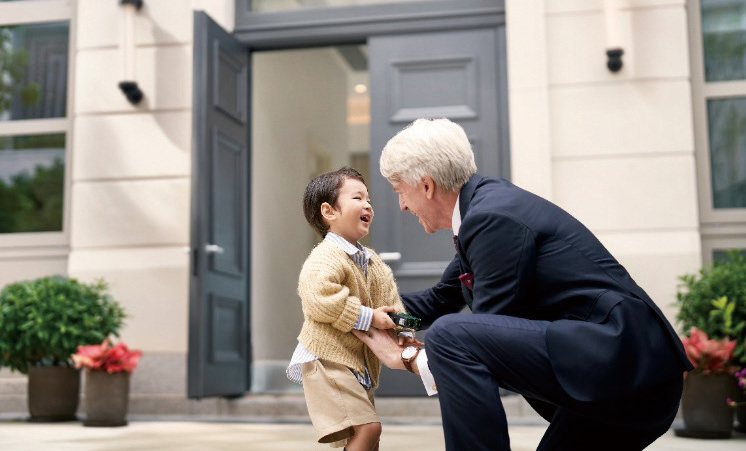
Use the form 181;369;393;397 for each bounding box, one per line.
27;366;80;422
83;370;130;427
676;372;737;439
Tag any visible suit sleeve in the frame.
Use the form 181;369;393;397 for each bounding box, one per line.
401;255;466;329
460;212;536;315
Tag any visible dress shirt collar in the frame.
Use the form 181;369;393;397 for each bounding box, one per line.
452;194;461;236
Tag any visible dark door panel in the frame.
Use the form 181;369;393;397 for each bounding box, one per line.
369;28;508;396
188;11;251;399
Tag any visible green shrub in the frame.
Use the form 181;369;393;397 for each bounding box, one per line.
0;275;126;374
677;250;746;366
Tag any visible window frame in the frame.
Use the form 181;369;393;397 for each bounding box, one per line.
688;0;746;261
0;0;73;250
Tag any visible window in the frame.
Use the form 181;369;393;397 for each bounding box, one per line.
691;0;746;265
0;3;70;239
250;0;439;12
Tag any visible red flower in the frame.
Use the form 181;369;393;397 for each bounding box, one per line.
103;342;142;374
681;327;736;374
71;339;110;370
72;338;142;374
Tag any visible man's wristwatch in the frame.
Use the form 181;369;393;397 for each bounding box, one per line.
401;346;421;373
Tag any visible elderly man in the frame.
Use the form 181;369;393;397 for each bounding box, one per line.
354;118;692;451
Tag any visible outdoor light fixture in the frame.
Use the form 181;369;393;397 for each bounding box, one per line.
118;0;144;104
603;0;624;73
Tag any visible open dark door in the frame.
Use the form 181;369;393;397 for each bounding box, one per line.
188;11;251;399
369;27;509;395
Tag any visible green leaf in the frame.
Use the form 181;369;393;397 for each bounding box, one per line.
0;275;126;373
676;250;746;366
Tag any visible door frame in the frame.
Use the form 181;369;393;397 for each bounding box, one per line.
234;0;505;49
229;0;508;393
232;0;509;183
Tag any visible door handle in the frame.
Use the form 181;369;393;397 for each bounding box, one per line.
204;244;225;254
378;252;401;262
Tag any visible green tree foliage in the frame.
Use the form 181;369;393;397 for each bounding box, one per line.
0;157;64;233
677;250;746;366
0;26;41;116
0;276;126;374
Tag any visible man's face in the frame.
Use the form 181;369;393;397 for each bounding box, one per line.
392;180;438;234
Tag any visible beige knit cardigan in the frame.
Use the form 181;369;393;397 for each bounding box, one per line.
297;239;406;389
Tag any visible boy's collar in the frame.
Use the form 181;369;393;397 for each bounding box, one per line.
324;232;370;258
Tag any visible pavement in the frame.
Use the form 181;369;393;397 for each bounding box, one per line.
1;417;745;450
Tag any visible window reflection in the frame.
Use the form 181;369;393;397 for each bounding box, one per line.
707;97;746;208
0;133;65;233
713;248;746;263
0;21;69;121
251;0;437;12
701;0;746;82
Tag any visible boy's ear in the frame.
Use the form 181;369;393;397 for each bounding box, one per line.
320;202;336;221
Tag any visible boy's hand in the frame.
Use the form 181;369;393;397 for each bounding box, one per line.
398;334;424;347
372;306;397;329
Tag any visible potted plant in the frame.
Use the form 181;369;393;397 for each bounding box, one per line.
677;250;746;368
0;275;125;422
73;338;142;427
676;327;738;438
676;250;746;435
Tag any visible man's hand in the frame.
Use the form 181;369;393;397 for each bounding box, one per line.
353;327;414;372
399;334;424;347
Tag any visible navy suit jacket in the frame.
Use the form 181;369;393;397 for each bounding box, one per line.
402;175;693;401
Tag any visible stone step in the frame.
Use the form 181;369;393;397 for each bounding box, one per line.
1;382;543;424
0;376;26;395
126;393;542;424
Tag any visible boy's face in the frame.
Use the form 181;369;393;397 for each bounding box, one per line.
323;177;373;244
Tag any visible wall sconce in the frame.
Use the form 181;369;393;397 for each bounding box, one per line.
118;0;144;104
603;0;624;73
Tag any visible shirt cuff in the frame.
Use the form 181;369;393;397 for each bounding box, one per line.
398;331;414;338
354;306;373;331
416;350;437;396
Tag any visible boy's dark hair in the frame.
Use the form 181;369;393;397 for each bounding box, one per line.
303;166;366;238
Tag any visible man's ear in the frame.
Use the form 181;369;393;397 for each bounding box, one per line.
421;175;436;200
320;202;336;221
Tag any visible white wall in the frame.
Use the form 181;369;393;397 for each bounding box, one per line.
506;0;701;323
250;48;349;390
67;0;234;354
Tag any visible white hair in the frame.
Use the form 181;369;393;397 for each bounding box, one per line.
380;118;476;193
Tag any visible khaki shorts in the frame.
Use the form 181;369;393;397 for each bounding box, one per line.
301;359;378;447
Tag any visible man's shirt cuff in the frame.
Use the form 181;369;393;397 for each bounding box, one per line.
417;350;437;396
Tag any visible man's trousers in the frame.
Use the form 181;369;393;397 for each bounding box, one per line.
425;313;683;451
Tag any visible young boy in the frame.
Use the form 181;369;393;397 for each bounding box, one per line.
287;167;418;451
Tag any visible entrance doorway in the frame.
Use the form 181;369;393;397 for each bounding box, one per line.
249;45;373;392
188;2;508;398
